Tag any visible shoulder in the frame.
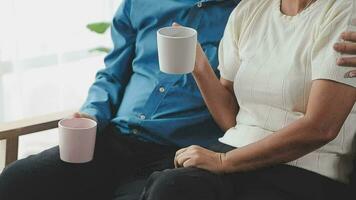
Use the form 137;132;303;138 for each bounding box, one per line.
227;0;273;38
323;0;354;13
233;0;271;15
318;0;355;29
230;0;273;24
235;0;271;9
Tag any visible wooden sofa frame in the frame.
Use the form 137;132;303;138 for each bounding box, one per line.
0;110;74;169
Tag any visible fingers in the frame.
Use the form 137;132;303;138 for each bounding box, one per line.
181;158;194;168
175;148;187;157
344;70;356;78
341;32;356;43
174;158;178;168
172;22;181;27
334;32;356;75
337;57;356;67
176;153;192;167
73;112;81;118
174;146;200;168
334;42;356;54
72;112;97;122
334;32;356;71
174;148;187;168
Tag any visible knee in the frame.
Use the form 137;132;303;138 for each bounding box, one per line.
141;168;205;200
141;169;188;200
0;160;26;184
0;160;31;198
0;150;54;187
0;147;60;199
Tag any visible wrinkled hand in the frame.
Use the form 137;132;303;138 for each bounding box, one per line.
73;112;97;122
334;32;356;78
174;145;226;174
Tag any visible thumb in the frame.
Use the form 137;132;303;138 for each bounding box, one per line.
172;22;181;27
73;112;81;118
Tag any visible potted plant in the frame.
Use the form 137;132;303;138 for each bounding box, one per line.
86;22;112;53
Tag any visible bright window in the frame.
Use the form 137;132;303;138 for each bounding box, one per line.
0;0;122;159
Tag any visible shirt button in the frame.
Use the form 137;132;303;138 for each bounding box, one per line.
139;114;146;120
197;2;203;8
133;129;139;134
159;87;165;93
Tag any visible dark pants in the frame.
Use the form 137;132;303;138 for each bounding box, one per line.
141;142;352;200
0;127;178;200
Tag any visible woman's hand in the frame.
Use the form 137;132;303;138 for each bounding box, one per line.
174;145;226;174
193;43;210;74
171;23;210;75
334;31;356;77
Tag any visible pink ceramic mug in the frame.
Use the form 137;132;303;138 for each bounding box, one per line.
58;118;97;163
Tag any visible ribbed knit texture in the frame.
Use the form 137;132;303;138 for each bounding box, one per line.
218;0;356;183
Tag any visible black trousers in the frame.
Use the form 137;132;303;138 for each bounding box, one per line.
141;142;352;200
0;127;178;200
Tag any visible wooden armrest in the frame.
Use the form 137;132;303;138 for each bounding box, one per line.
0;110;76;140
0;110;76;167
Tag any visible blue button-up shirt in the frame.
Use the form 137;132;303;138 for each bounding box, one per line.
80;0;238;147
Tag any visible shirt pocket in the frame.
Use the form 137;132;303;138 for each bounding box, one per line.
152;75;207;119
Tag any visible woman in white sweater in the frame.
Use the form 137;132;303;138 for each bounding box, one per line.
141;0;356;200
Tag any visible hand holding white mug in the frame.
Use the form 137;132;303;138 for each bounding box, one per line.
171;23;209;75
157;23;197;74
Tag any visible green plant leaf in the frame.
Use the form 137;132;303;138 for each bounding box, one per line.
89;47;112;53
86;22;111;34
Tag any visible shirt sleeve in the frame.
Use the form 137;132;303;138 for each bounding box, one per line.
217;7;242;82
80;0;136;132
311;0;356;88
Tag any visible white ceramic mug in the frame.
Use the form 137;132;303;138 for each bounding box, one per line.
157;26;197;74
58;118;97;163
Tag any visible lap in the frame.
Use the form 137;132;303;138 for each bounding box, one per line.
236;165;350;200
141;164;349;200
0;129;177;200
113;178;147;200
141;167;234;200
113;154;175;200
236;188;292;200
0;142;118;200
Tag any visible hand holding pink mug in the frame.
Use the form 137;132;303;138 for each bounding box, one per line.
58;117;97;163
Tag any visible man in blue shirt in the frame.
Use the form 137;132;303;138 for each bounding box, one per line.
0;1;238;200
78;0;235;147
0;0;355;199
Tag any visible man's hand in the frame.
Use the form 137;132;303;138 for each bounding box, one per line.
334;32;356;78
73;112;97;122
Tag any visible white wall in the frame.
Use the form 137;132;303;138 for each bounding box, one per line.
0;0;123;122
